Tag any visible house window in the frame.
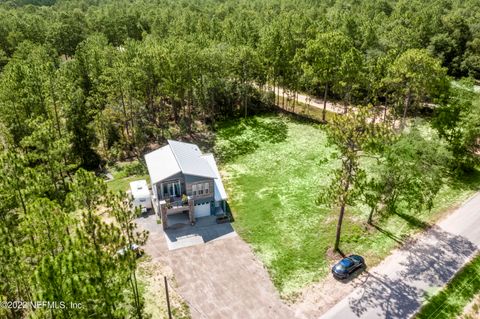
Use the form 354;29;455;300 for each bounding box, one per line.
204;182;209;194
162;180;181;198
192;182;210;196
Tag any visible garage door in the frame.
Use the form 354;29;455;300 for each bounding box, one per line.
194;203;211;218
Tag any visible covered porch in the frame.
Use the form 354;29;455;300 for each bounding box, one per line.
159;196;195;230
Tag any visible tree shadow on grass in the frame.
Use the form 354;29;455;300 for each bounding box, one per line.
371;224;405;245
214;116;289;162
216;117;288;142
449;168;480;191
394;211;431;230
276;107;326;125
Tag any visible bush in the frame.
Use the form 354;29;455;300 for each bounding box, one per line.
123;161;147;176
113;161;147;179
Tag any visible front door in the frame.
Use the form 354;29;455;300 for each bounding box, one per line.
162;180;181;198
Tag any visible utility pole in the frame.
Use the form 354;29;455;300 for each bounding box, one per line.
164;276;172;319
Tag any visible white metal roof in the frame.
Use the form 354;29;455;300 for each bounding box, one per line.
145;140;218;185
129;180;151;198
202;153;228;201
168;140;217;179
144;145;181;184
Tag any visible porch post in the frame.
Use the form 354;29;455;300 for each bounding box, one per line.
160;200;168;230
188;197;195;224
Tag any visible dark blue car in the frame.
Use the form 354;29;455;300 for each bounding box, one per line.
332;255;365;279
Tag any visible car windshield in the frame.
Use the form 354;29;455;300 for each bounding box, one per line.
340;258;354;268
350;255;361;262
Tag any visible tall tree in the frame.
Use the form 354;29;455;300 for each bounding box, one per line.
432;79;480;172
319;106;389;251
385;49;449;129
299;32;353;121
365;125;451;225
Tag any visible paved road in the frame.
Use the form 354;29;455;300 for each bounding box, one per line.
321;193;480;319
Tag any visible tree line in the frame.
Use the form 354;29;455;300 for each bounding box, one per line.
0;0;479;316
0;0;479;168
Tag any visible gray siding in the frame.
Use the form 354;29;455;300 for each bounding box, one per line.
154;173;216;203
184;174;211;183
163;172;184;181
154;172;186;200
184;174;214;202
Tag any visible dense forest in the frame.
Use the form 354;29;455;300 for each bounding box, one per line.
0;0;479;318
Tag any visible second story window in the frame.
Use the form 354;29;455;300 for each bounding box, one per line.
204;182;209;194
192;182;210;196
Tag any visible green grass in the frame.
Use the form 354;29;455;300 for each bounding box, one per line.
416;254;480;319
106;160;150;194
219;113;480;297
107;174;150;194
278;98;337;123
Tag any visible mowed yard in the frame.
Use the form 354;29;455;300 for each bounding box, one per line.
219;113;480;297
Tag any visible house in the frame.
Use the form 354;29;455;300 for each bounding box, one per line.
144;140;228;229
128;180;152;213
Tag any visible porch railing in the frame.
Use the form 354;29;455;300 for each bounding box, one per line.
166;200;188;209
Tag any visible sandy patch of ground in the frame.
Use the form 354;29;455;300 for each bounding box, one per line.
138;256;191;319
460;294;480;319
291;262;368;318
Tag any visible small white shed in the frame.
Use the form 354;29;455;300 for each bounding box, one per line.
129;180;152;212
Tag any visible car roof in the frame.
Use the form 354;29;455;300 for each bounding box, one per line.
340;258;354;267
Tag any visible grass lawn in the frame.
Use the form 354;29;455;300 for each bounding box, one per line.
415;253;480;319
105;160;150;194
219;113;480;297
278;98;337;123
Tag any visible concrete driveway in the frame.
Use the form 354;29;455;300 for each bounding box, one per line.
135;213;293;319
164;215;237;250
321;193;480;319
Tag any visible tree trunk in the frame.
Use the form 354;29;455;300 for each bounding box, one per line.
276;81;279;106
323;83;328;122
120;90;130;145
334;160;353;252
130;273;142;319
367;206;375;225
293;91;296;112
401;89;412;130
334;203;346;251
244;84;248;119
383;97;388;122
